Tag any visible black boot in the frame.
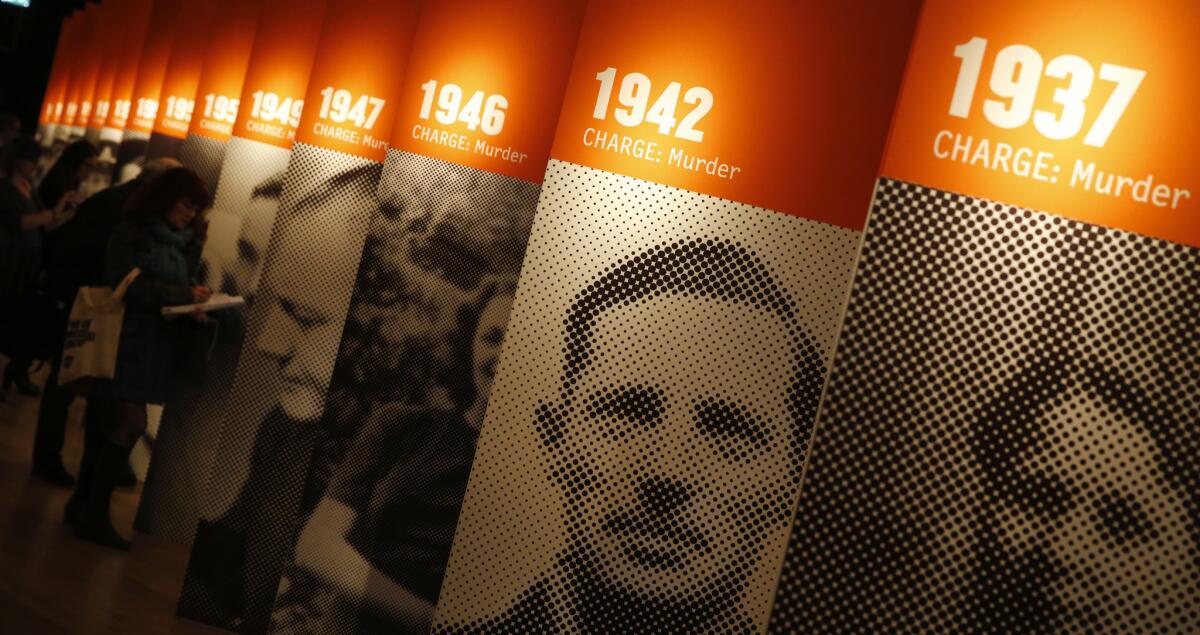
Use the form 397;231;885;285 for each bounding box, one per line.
75;443;132;550
63;443;98;527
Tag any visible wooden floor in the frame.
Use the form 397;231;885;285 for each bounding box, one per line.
0;364;220;634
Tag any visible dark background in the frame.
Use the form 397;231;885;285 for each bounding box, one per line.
0;0;92;133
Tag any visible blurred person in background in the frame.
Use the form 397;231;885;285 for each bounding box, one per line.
0;136;81;400
66;167;210;549
31;157;182;487
0;113;20;155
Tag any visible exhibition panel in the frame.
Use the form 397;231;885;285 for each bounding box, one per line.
17;0;1198;632
175;0;264;190
431;1;920;632
134;0;329;546
112;0;181;182
35;11;77;147
62;3;105;143
175;1;589;631
175;1;421;632
34;10;81;174
83;0;126;190
143;0;220;161
97;0;155;182
769;0;1200;633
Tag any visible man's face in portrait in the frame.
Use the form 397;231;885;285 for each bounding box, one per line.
254;206;361;423
992;388;1198;632
550;292;802;604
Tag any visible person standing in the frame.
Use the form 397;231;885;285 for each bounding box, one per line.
66;167;211;549
32;158;181;486
0;136;81;400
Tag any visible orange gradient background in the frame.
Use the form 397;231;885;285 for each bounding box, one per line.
88;0;131;130
231;0;328;149
40;12;81;125
391;0;588;183
293;0;421;161
153;0;219;139
127;0;183;133
882;0;1200;247
60;5;102;129
104;0;154;131
552;0;922;227
188;0;263;142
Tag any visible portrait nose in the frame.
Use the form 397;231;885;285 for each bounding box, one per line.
256;306;294;362
637;475;692;516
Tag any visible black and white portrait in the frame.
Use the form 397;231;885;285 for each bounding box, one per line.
178;144;381;634
768;179;1200;634
266;152;539;635
434;161;859;633
137;137;293;543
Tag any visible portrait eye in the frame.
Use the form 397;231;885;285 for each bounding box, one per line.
237;238;259;264
482;327;504;346
1094;491;1158;546
586;385;664;432
280;299;326;329
694;398;771;461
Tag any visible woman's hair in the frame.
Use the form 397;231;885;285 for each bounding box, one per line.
444;276;519;410
2;135;41;174
40;139;96;188
125;166;209;227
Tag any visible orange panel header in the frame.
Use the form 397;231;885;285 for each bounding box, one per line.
89;0;130;130
294;0;420;161
105;0;154;131
882;0;1200;247
188;0;263;142
391;0;587;183
550;0;921;227
61;5;103;129
153;0;219;139
230;0;328;149
127;0;183;133
40;13;81;125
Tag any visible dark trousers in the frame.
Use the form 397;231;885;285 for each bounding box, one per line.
32;346;72;468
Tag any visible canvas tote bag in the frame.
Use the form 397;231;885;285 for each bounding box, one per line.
58;267;141;390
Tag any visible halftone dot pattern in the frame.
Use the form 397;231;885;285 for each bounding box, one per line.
137;137;293;545
178;142;380;634
768;178;1200;634
432;160;860;634
177;133;231;193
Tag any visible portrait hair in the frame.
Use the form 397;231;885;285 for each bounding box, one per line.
445;275;520;410
537;237;826;461
971;355;1200;565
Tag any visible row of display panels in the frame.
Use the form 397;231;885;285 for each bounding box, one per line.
32;0;1199;633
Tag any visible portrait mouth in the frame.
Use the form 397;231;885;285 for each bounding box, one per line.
604;511;711;567
478;358;497;380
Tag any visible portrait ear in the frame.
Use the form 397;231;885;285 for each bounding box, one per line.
535;401;568;447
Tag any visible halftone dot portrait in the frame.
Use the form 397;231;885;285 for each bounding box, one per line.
432;160;859;633
768;179;1199;634
177;142;380;633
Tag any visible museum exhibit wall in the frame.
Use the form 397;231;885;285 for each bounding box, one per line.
26;0;1198;633
34;10;81;175
767;0;1200;633
112;0;180;183
134;0;330;545
173;1;591;631
58;3;103;144
431;1;920;632
174;0;264;191
141;0;219;162
93;0;154;190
